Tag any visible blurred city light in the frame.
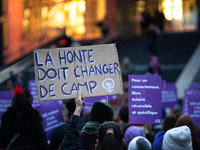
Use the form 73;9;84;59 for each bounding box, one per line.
162;0;183;21
47;1;86;36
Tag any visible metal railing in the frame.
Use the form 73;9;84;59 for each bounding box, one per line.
0;55;34;84
0;29;121;85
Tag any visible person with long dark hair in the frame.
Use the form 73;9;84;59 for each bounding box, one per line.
0;84;48;150
97;121;124;150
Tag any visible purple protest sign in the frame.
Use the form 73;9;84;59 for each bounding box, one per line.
182;90;200;126
29;80;64;140
0;91;13;117
29;80;42;108
190;83;200;90
129;75;162;124
83;96;108;114
36;101;64;140
161;80;166;90
162;83;178;108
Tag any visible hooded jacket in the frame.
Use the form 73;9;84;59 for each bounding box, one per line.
79;121;100;150
0;107;48;150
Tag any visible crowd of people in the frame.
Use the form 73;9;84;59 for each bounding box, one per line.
1;83;200;150
120;55;163;83
0;13;199;148
56;91;200;150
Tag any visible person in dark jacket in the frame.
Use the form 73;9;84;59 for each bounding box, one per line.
57;95;114;150
0;84;48;150
63;91;125;150
146;23;157;56
152;114;177;150
174;115;200;150
49;99;84;150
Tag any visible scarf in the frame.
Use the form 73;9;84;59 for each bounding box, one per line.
82;121;100;136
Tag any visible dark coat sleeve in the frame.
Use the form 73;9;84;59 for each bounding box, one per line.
35;115;49;150
49;125;65;150
63;115;84;150
0;126;6;149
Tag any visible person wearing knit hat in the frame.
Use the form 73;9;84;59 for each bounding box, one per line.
89;102;113;123
174;115;200;150
152;114;177;150
79;101;113;150
124;126;145;149
128;136;152;150
162;125;193;150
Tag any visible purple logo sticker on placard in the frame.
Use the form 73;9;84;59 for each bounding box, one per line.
182;90;200;126
129;75;162;124
29;80;64;140
108;95;117;100
162;83;178;108
0;91;13;117
83;96;108;114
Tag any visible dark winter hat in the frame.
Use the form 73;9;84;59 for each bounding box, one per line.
89;102;113;124
119;105;129;123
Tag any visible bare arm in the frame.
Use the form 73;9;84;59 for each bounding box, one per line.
74;91;85;116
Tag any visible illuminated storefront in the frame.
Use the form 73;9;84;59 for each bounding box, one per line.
22;0;108;40
0;0;199;66
124;0;198;34
159;0;197;32
1;0;108;65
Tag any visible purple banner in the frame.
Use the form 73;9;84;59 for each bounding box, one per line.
0;91;13;117
162;83;178;108
182;90;200;126
83;96;108;114
29;80;64;140
129;75;162;124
